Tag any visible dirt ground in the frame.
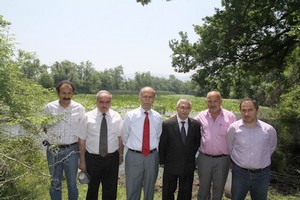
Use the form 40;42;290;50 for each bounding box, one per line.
118;171;231;199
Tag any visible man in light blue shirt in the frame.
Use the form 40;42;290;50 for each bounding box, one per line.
227;97;277;200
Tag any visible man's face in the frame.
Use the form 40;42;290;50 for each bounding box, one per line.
240;100;258;125
206;93;222;113
96;93;111;113
140;88;155;111
58;84;73;107
177;101;191;120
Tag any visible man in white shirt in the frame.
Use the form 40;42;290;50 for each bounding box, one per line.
44;80;85;200
78;90;123;200
122;86;163;200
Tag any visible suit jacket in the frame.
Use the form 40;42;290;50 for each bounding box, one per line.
159;115;201;175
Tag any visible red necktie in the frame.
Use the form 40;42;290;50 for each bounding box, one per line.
142;112;150;156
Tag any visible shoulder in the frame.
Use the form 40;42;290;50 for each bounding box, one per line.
108;109;122;119
189;117;201;128
126;107;140;116
163;116;176;124
229;119;243;128
257;120;276;131
124;107;140;120
221;108;236;116
151;109;162;119
189;117;200;124
45;100;59;107
44;100;59;112
85;108;97;117
195;110;208;118
70;100;84;108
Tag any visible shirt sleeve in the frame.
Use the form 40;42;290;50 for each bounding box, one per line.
269;126;277;154
77;114;87;140
226;124;236;153
158;121;167;164
121;114;130;145
157;115;163;139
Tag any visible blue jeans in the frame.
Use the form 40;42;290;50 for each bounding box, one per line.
47;143;79;200
231;163;270;200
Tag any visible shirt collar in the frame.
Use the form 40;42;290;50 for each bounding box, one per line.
240;119;261;128
177;116;188;124
140;106;152;115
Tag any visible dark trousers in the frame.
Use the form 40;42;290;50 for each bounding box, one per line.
162;171;194;200
231;163;271;200
85;151;119;200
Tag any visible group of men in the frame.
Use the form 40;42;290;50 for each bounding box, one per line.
44;80;277;200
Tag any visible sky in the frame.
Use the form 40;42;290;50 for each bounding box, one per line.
1;0;221;80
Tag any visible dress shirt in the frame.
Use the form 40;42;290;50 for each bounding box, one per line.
77;108;123;154
122;106;162;151
227;119;277;169
195;108;236;155
177;118;188;135
44;100;85;145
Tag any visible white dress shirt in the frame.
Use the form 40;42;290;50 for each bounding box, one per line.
77;108;123;154
122;106;162;151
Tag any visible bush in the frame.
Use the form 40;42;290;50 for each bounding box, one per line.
278;85;300;122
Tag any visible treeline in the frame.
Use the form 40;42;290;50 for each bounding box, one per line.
21;58;193;95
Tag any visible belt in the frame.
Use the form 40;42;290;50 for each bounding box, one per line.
233;162;270;173
86;150;118;157
57;142;77;148
240;165;270;173
203;153;229;158
129;148;157;154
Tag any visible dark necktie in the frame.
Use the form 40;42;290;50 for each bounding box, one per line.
99;113;107;157
142;112;150;156
181;121;186;144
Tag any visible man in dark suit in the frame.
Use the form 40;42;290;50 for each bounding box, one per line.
159;99;201;200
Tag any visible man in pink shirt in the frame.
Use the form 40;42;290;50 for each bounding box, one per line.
195;91;236;200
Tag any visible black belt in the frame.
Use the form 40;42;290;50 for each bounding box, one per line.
234;162;270;173
86;150;118;157
203;153;229;158
57;142;77;148
129;148;157;154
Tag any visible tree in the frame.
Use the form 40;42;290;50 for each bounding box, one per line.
136;0;172;6
168;0;300;103
1;16;51;199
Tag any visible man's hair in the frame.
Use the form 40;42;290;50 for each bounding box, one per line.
139;86;156;97
56;80;75;94
240;97;259;110
96;90;112;99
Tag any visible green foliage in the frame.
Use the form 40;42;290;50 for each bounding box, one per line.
0;134;49;199
136;0;172;6
169;0;300;104
278;85;300;122
0;16;53;199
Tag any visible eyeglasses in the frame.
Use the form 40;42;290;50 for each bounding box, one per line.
206;100;219;104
